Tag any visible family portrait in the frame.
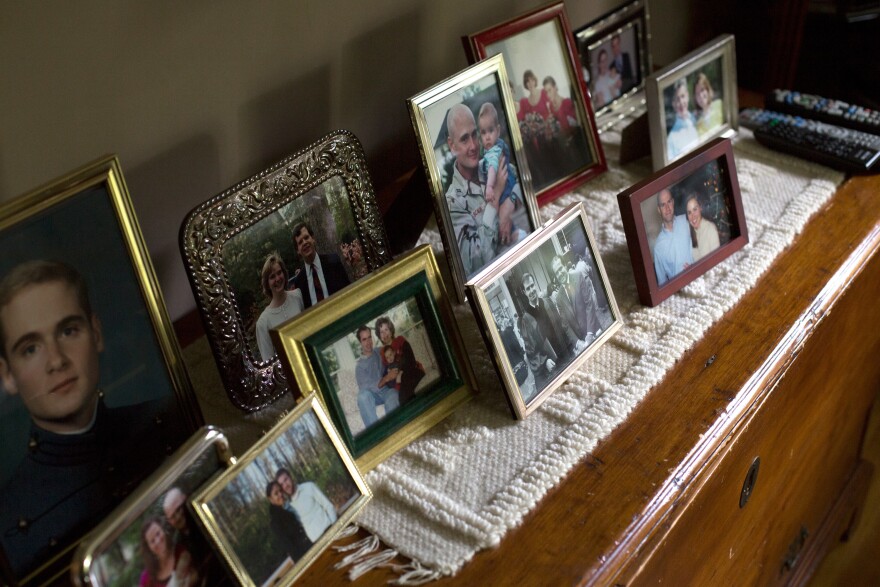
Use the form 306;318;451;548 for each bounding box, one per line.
484;214;615;408
85;434;229;587
583;22;642;111
222;176;368;363
421;70;534;281
483;19;595;194
640;155;736;286
662;56;726;162
196;406;364;587
0;159;198;584
319;297;441;439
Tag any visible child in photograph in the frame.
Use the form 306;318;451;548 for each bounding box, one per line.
382;344;403;390
477;101;527;247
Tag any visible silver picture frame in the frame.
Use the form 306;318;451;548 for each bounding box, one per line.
645;34;738;170
466;202;621;419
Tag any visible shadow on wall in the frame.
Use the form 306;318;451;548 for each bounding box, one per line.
340;9;423;190
126;133;222;320
240;63;333;175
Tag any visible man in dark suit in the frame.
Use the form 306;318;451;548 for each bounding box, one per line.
551;255;601;348
520;272;572;384
610;33;636;93
290;222;351;309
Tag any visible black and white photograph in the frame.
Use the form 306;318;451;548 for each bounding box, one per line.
467;204;621;418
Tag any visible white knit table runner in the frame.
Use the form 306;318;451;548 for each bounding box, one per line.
353;130;843;579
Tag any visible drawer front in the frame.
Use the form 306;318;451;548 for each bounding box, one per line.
630;250;880;585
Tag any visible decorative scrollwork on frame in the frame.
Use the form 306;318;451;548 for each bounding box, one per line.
180;130;391;412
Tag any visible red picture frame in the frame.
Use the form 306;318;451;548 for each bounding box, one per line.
617;137;748;306
464;2;607;207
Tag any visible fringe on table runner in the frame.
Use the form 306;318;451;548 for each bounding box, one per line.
333;525;443;584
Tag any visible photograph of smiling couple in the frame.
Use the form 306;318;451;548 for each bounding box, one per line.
221;176;370;364
640;155;735;286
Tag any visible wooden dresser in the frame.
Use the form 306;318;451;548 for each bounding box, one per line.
299;173;880;585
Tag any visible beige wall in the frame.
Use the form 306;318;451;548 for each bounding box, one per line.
0;0;692;320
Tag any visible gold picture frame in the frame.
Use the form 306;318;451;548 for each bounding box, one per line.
0;156;203;586
466;202;621;418
273;245;476;471
73;427;234;587
191;394;371;587
407;54;542;303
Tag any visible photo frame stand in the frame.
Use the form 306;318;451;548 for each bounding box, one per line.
618;110;652;164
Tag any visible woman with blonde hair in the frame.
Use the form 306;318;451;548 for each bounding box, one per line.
255;252;304;361
694;72;723;137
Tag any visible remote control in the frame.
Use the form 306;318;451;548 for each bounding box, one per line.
767;89;880;135
740;108;880;151
753;119;880;174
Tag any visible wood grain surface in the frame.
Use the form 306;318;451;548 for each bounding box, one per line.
296;173;880;585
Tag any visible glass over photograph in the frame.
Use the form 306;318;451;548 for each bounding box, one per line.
662;56;726;162
319;297;441;439
486;217;614;404
583;20;642;111
200;409;361;586
423;71;534;279
640;155;736;286
86;439;227;587
0;176;196;583
222;176;367;363
485;20;595;193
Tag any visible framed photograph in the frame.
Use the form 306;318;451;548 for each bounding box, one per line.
574;0;652;121
408;54;541;303
191;394;371;587
0;156;203;586
273;245;476;471
466;203;621;418
464;2;607;206
646;34;738;170
74;427;234;587
180;130;392;412
617;138;748;306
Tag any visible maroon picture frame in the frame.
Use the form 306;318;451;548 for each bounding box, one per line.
617;137;748;306
464;2;607;207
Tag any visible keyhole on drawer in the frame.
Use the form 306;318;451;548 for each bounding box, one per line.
740;456;760;508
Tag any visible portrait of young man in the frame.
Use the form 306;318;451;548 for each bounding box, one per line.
0;260;188;578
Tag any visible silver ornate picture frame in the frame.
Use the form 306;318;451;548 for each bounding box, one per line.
180;130;391;412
